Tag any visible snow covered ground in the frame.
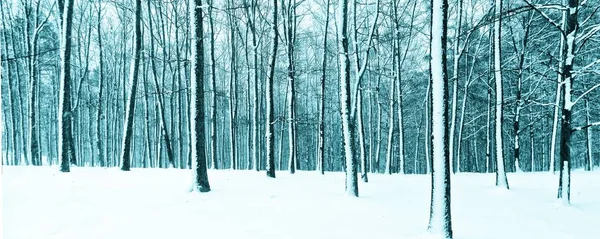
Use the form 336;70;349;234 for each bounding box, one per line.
2;166;599;239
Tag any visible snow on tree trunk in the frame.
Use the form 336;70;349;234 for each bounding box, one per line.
427;0;453;236
585;100;593;171
190;0;210;192
338;0;358;197
493;0;509;189
95;0;105;167
385;77;395;175
448;0;462;174
358;91;368;182
265;0;278;178
119;0;142;171
550;9;567;174
317;0;330;175
209;0;218;170
58;0;75;173
557;0;579;204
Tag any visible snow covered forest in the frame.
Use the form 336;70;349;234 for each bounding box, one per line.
1;0;600;238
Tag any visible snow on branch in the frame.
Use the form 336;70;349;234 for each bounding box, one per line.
573;121;600;132
523;0;566;37
572;83;600;106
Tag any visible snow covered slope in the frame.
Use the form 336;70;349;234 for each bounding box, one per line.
2;167;599;239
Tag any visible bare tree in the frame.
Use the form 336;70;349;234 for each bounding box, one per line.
338;0;358;197
59;0;75;172
190;0;210;192
427;0;453;236
265;0;278;178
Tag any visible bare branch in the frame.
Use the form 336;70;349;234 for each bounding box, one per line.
573;121;600;132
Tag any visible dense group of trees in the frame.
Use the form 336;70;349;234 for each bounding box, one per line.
1;0;600;236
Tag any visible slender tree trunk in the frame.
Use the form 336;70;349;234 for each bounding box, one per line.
585;100;593;171
550;7;567;173
190;0;210;193
317;0;330;175
208;0;218;170
358;91;368;181
494;0;509;189
119;0;142;171
265;0;278;178
59;0;75;172
284;0;297;174
95;0;105;167
226;1;238;170
448;0;463;174
385;77;395;175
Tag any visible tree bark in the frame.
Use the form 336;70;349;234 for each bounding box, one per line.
59;0;75;172
427;0;453;235
338;0;358;196
190;0;211;193
119;0;142;171
265;0;278;178
494;0;509;189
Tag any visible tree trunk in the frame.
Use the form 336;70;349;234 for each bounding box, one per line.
265;0;278;178
427;0;453;235
95;0;105;167
358;91;368;181
585;99;593;171
448;0;463;174
119;0;142;171
557;0;579;204
494;0;509;189
190;0;211;193
317;0;330;175
59;0;75;172
338;0;358;196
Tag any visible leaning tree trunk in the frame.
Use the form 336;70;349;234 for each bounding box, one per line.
265;0;278;178
119;0;142;171
427;0;453;236
190;0;211;193
58;0;75;172
493;0;509;189
338;0;358;197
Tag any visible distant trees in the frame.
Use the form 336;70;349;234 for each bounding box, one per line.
1;0;600;202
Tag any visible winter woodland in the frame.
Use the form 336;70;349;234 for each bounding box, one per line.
1;0;600;238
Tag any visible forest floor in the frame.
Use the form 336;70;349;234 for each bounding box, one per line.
2;166;600;239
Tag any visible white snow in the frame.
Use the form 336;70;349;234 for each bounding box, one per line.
4;167;599;239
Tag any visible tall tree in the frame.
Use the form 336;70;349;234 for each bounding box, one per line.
95;0;105;167
338;0;358;197
427;0;453;236
317;0;330;175
190;0;211;192
59;0;75;172
493;0;509;189
119;0;142;171
265;0;278;178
